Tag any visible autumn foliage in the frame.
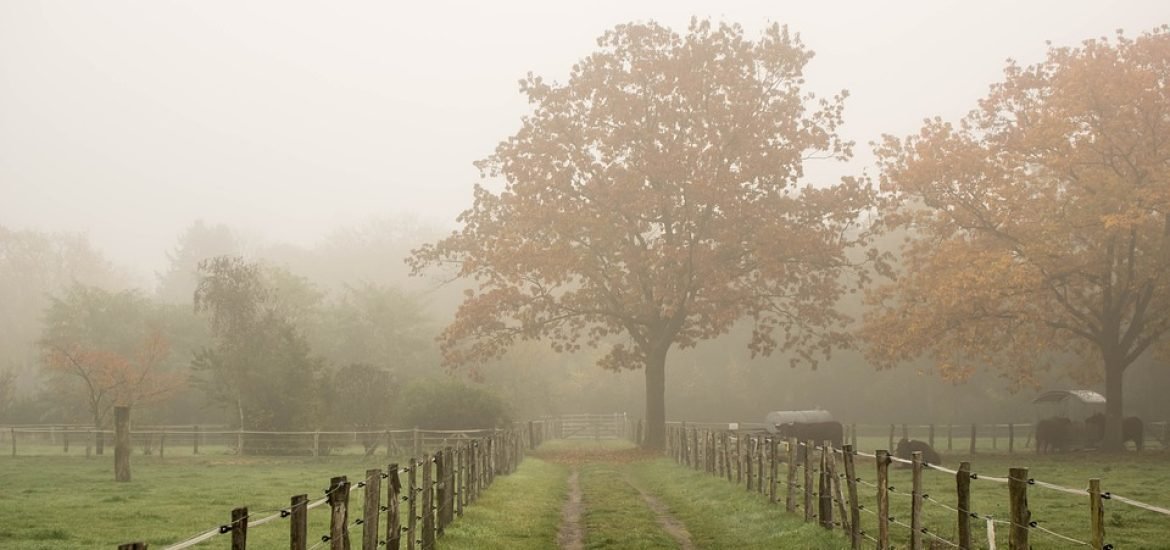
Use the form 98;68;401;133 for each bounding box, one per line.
411;19;877;449
864;28;1170;449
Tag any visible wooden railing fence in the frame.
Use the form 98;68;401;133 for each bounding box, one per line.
119;426;533;549
664;423;1170;550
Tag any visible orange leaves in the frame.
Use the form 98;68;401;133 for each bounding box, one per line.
866;27;1170;389
45;330;181;409
411;19;875;373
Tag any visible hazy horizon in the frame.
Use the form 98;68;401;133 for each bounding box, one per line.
4;1;1169;286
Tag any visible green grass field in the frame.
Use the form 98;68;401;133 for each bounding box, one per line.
2;440;1169;549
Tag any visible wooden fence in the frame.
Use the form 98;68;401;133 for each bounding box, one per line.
119;426;535;549
2;423;559;458
663;421;1170;454
665;424;1170;549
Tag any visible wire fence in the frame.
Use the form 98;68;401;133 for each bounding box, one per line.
118;422;544;549
663;422;1170;549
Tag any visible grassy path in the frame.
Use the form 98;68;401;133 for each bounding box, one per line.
529;440;849;549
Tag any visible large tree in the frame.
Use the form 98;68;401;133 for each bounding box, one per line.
863;29;1170;450
192;257;325;439
40;285;180;452
410;19;877;448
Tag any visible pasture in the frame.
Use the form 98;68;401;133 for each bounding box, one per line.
1;436;1169;548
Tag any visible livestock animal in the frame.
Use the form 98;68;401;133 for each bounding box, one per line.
774;421;844;461
1085;414;1144;451
1034;417;1072;454
895;438;941;466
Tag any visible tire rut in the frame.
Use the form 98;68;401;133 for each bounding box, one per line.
557;468;585;550
623;476;696;550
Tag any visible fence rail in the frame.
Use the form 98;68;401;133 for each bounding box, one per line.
662;422;1170;550
115;420;556;549
1;425;517;458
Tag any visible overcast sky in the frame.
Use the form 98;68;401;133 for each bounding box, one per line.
3;1;1168;283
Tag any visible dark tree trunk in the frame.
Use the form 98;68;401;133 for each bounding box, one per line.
643;345;668;450
1102;363;1125;451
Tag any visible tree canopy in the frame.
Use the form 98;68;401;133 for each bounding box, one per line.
411;19;877;448
863;28;1170;449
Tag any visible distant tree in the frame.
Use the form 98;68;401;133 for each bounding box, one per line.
156;220;240;304
314;283;432;373
0;226;123;381
327;363;394;455
0;367;15;422
192;256;325;437
393;378;509;430
410;19;876;448
863;28;1170;450
40;285;181;452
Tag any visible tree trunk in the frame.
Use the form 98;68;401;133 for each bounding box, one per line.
94;412;105;456
642;345;668;450
1102;364;1125;451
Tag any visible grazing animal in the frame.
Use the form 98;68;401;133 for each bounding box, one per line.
895;438;941;466
774;421;844;461
1034;417;1072;454
1084;414;1144;451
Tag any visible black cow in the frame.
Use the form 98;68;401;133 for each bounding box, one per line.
895;438;941;466
1034;417;1072;454
1085;414;1144;451
775;421;844;461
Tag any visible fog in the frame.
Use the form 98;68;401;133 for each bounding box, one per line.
5;1;1167;278
3;1;1170;428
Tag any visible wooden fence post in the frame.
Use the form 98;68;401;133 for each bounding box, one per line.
291;494;308;550
842;445;861;550
231;506;248;550
456;446;465;518
786;437;798;514
469;441;478;504
64;429;69;454
969;424;977;455
901;423;909;442
9;427;14;456
313;431;321;458
408;460;418;550
911;451;924;550
736;431;742;483
115;406;131;482
769;438;778;504
387;464;402;550
327;476;350;550
957;462;971;550
444;447;456;528
1008;467;1029;550
828;445;849;536
237;428;244;456
364;468;382;550
803;440;814;522
992;424;998;450
193;425;200;455
1089;478;1104;550
888;424;895;452
756;437;764;494
876;450;891;550
745;436;754;492
434;452;447;537
422;454;435;550
818;440;833;529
